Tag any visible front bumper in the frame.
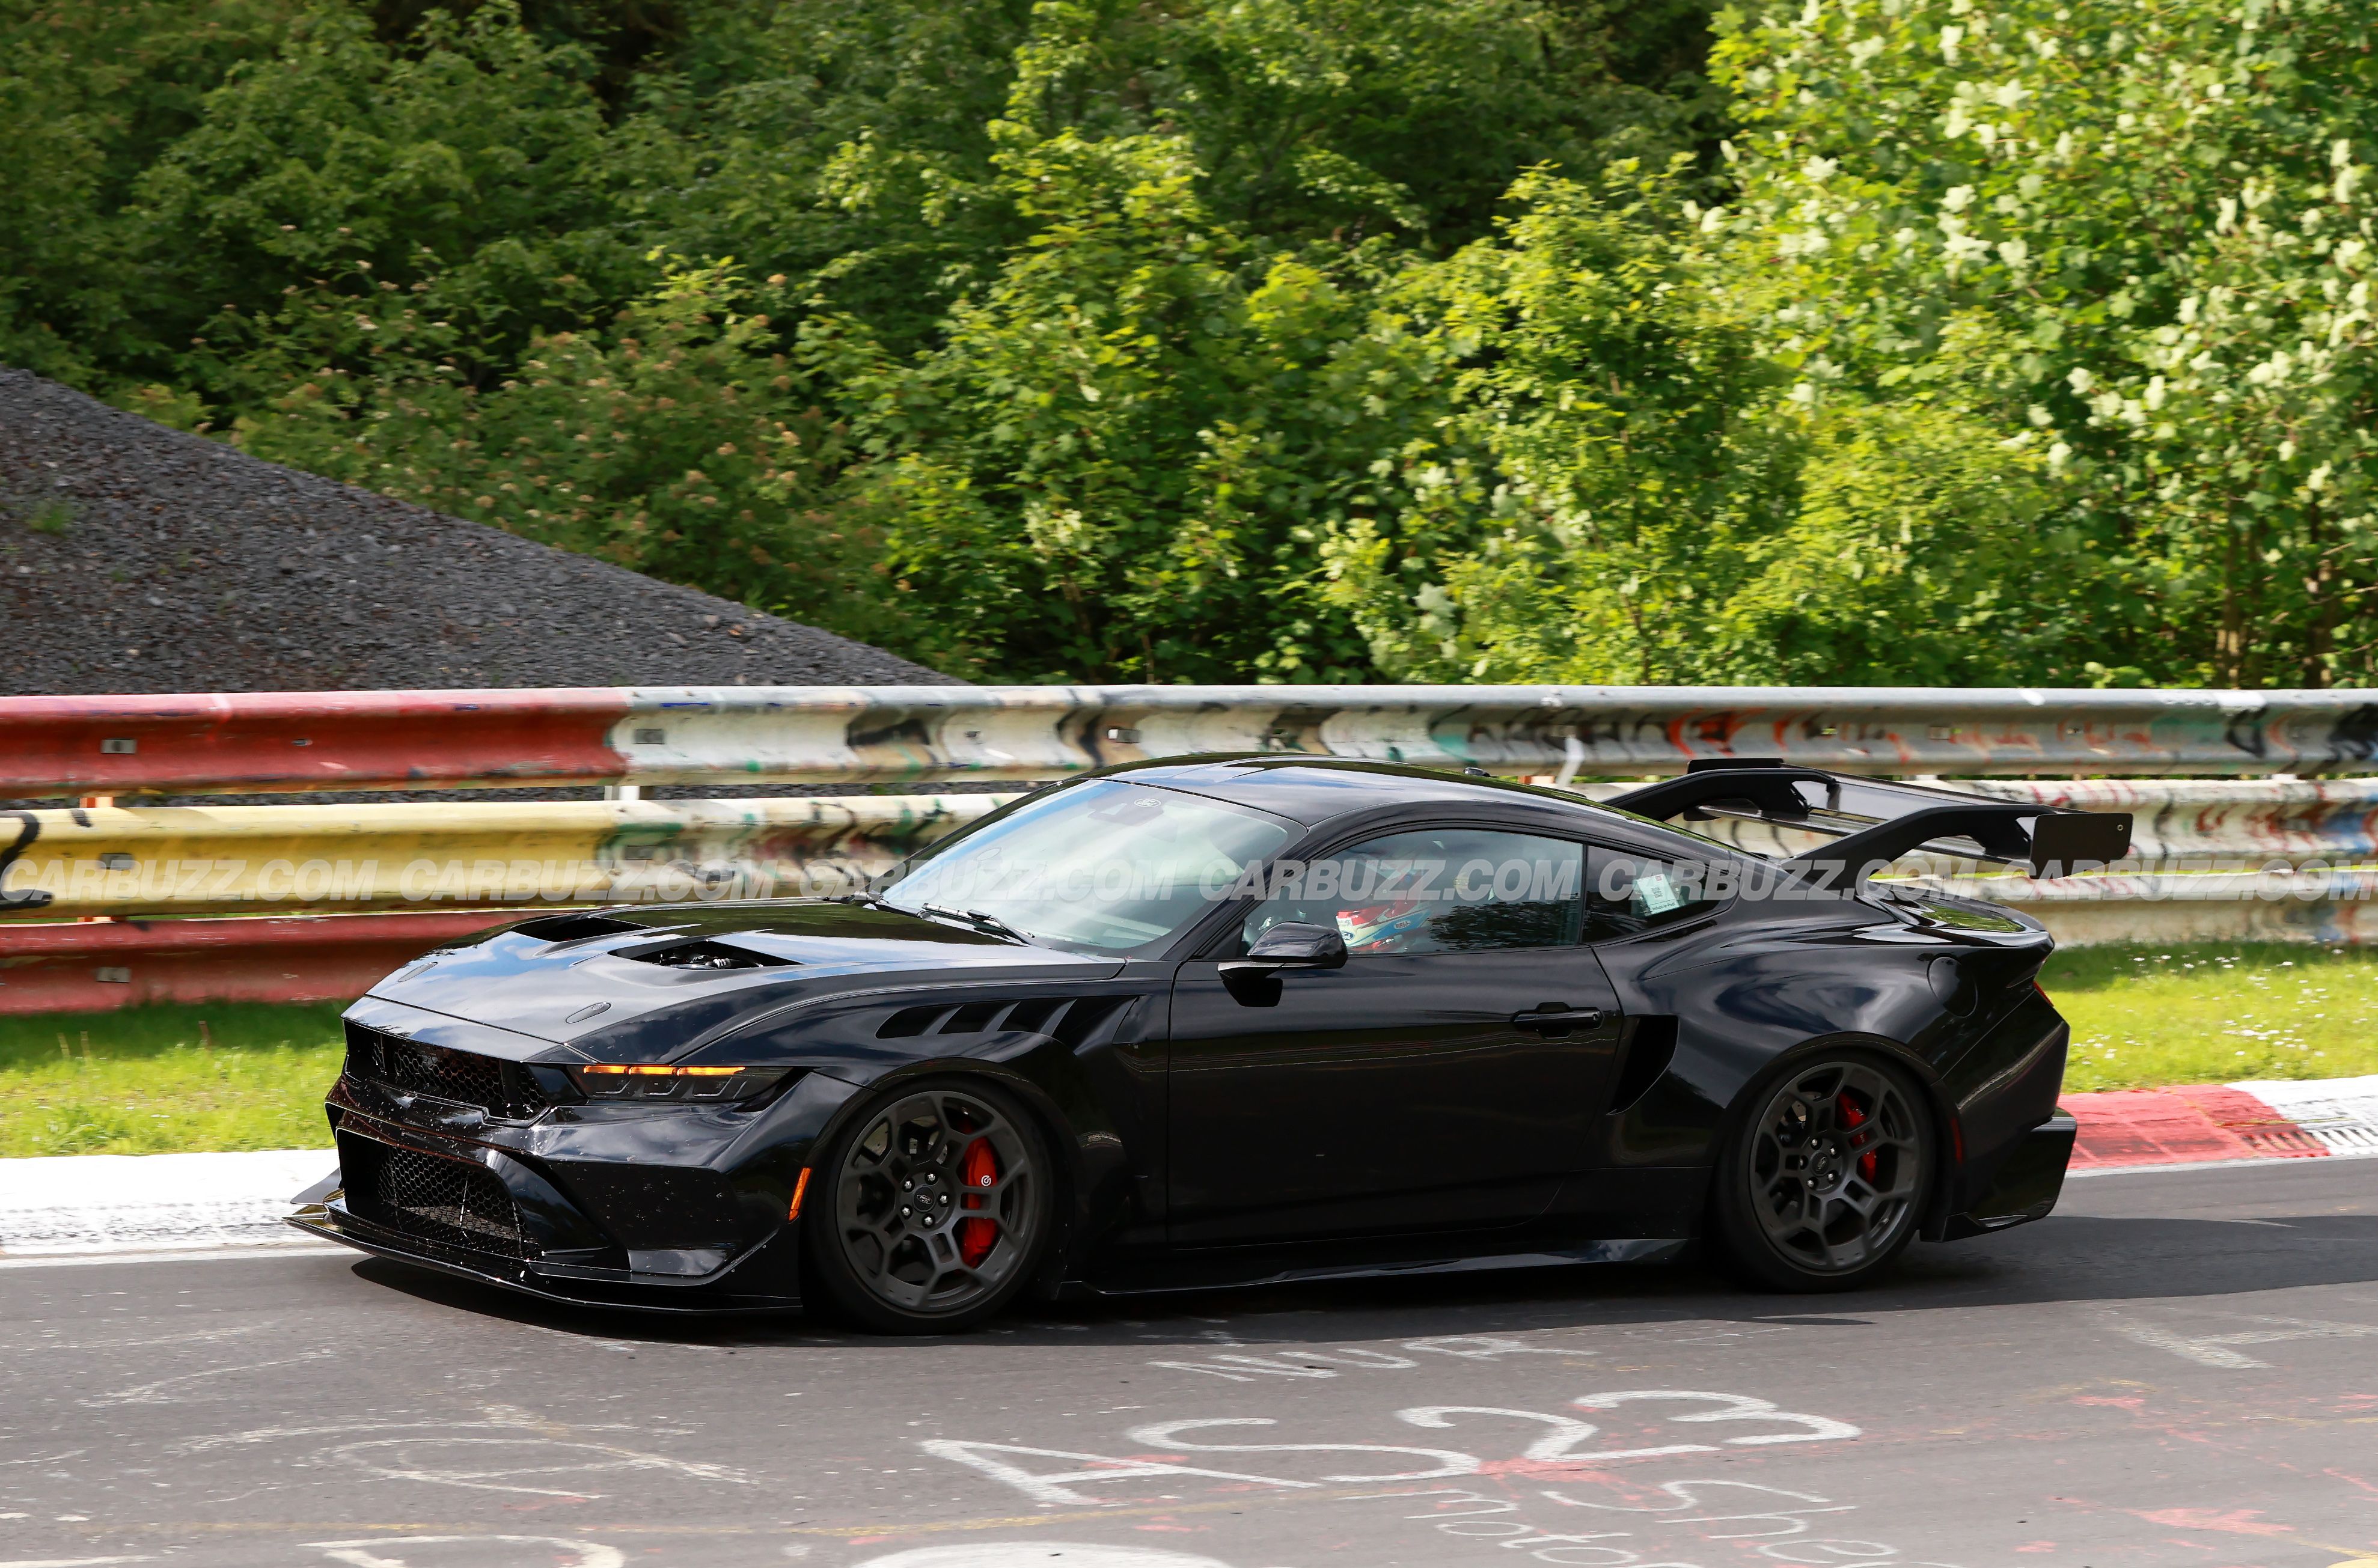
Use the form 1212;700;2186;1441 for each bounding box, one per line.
287;1197;804;1314
303;1078;819;1314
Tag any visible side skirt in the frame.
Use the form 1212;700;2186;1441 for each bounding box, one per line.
1075;1236;1689;1298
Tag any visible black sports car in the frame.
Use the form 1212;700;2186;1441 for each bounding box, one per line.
289;755;2131;1331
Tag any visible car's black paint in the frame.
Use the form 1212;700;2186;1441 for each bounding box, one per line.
289;754;2080;1313
1168;944;1626;1245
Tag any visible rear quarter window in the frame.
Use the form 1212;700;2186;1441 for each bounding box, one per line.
1586;846;1740;940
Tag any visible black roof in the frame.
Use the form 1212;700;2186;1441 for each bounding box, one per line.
1101;754;1706;850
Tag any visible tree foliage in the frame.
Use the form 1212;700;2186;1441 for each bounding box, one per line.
1711;0;2378;686
5;0;2372;686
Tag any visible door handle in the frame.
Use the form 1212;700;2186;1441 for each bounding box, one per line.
1512;1004;1604;1036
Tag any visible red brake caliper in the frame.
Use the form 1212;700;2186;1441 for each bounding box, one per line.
1836;1091;1879;1183
955;1137;1000;1266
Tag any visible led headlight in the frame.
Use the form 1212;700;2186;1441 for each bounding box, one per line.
567;1064;792;1103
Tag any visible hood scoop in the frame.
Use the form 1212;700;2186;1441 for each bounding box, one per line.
514;912;650;943
620;936;795;972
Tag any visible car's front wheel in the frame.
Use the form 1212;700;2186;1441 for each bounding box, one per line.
1712;1052;1934;1292
800;1076;1054;1333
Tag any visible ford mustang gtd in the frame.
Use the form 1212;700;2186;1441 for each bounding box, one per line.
288;757;2131;1331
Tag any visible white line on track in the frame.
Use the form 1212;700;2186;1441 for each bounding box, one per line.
0;1242;344;1271
2068;1148;2378;1178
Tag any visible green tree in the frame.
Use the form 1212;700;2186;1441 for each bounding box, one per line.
1710;0;2378;685
127;0;637;398
216;255;897;642
816;125;1454;679
0;0;301;379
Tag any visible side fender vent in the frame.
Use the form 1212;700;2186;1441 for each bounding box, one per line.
875;995;1136;1042
1053;995;1131;1048
879;1004;952;1039
942;1001;1009;1034
1610;1016;1678;1114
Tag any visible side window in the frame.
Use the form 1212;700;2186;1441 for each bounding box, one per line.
1240;828;1584;956
1586;846;1734;941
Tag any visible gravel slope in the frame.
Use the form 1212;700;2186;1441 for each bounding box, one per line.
0;368;950;694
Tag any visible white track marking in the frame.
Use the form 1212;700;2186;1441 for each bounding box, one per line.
307;1537;623;1568
1124;1418;1479;1483
0;1243;343;1270
332;1436;750;1499
81;1349;335;1407
1397;1406;1606;1462
1152;1334;1588;1381
2068;1153;2372;1179
855;1548;1235;1568
1568;1390;1861;1448
2095;1307;2378;1368
918;1439;1316;1507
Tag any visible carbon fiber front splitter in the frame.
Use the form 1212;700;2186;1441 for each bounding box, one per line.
286;1202;805;1316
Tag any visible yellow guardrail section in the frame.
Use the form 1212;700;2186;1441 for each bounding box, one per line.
0;794;1013;919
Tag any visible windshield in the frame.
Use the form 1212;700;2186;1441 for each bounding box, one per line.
881;779;1297;953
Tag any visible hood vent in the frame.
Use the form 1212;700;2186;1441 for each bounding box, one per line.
878;995;1128;1045
625;938;793;972
516;912;647;943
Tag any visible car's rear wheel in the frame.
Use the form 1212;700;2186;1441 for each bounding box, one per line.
1713;1052;1933;1292
801;1076;1054;1333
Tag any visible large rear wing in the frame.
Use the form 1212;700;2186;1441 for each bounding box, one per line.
1604;759;2132;886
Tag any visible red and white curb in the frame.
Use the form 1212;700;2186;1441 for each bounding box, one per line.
0;1149;335;1257
2067;1073;2378;1173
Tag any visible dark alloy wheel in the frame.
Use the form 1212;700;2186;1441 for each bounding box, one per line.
1713;1054;1933;1292
801;1077;1054;1333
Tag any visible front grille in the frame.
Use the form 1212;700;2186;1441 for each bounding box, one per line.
343;1133;530;1258
346;1024;548;1120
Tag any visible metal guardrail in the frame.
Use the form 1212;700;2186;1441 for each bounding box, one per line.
7;685;2378;1014
1;793;1004;919
7;684;2378;796
0;911;513;1016
11;776;2376;921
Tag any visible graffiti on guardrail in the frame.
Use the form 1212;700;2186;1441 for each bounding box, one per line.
8;683;2378;796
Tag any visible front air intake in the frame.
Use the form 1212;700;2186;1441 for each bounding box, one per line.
339;1132;532;1258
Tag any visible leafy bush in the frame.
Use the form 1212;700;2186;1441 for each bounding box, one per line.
215;254;901;643
12;0;2377;686
1711;0;2378;686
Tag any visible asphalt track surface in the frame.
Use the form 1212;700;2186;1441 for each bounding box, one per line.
4;1161;2375;1568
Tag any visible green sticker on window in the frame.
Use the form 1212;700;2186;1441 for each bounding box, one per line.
1634;871;1682;915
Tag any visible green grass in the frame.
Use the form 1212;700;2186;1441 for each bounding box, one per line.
0;943;2373;1155
2047;941;2378;1091
0;1001;343;1157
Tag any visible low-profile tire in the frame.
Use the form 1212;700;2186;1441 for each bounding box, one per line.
1711;1051;1935;1293
799;1075;1056;1334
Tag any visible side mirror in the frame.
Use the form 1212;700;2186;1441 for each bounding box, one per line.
1221;921;1348;975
